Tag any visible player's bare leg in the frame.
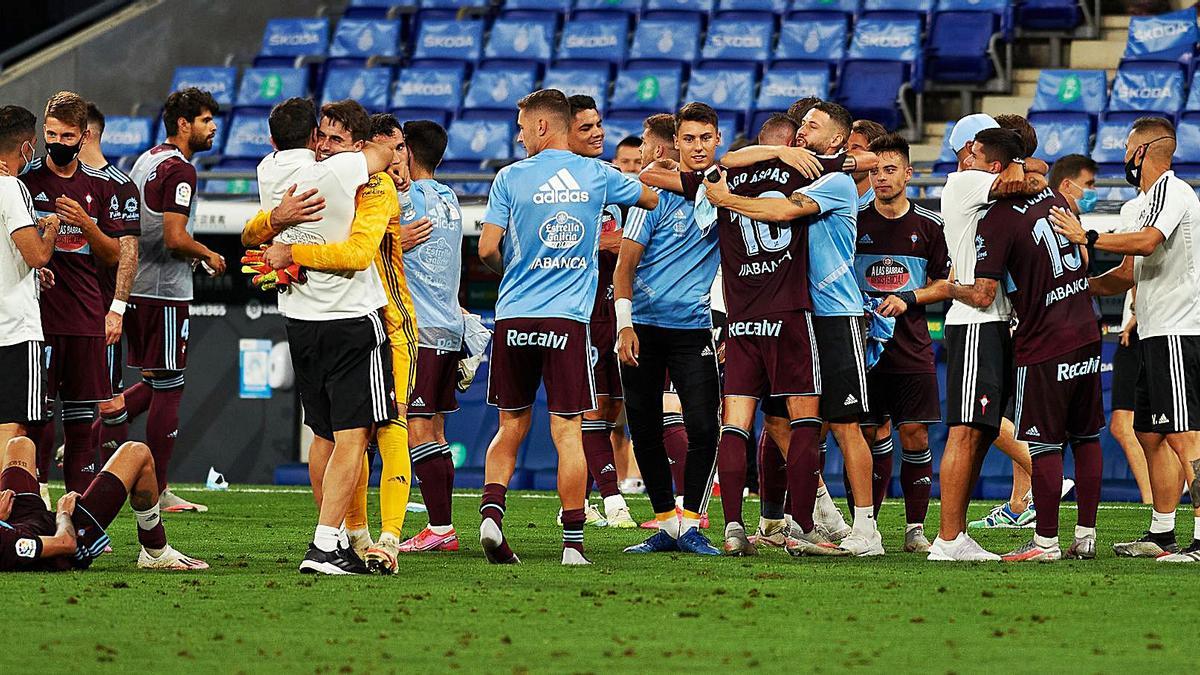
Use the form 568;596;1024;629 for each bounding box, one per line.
551;413;591;564
1111;409;1153;503
829;416;884;556
717;396;757;555
1116;431;1184;556
971;419;1037;531
1155;431;1200;562
298;428;373;574
401;413;460;553
307;436;335;509
930;425;1000;561
784;395;848;557
853;421;893;518
480;409;531;564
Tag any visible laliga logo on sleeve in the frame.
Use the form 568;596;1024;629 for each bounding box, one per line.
539;211;585;249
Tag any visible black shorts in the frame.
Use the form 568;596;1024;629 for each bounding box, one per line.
812;314;869;420
125;298;189;371
945;322;1013;429
46;334;111;403
1134;334;1200;434
488;317;595;415
1012;341;1104;447
590;320;622;399
287;311;397;442
409;347;460;417
724;311;819;399
862;370;941;427
0;340;50;426
1110;331;1140;412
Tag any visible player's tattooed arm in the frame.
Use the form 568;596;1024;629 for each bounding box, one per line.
478;223;505;275
114;236;137;302
947;277;998;308
704;169;814;221
844;150;878;174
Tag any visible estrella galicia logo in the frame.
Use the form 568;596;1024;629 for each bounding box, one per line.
538;211;585;249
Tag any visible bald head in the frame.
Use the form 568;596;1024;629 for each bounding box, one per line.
757;113;797;146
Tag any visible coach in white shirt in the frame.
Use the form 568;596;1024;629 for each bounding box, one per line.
244;97;394;575
1053;116;1200;562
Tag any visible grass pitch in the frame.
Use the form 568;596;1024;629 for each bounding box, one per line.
3;486;1195;673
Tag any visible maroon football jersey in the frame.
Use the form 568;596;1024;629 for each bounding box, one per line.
974;189;1101;365
681;155;844;322
95;163;141;304
19;158;124;337
854;202;950;374
591;204;625;325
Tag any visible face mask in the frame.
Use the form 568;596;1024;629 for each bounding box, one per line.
17;141;33;175
1125;136;1171;188
46;140;81;167
1076;188;1098;214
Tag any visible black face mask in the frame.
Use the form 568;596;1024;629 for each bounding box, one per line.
1125;136;1171;188
46;140;81;167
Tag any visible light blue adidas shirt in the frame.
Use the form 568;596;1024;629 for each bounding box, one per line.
483;149;643;322
857;186;875;210
403;178;465;351
798;172;863;317
624;189;720;330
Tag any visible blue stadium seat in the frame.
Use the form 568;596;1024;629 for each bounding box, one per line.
1107;64;1184;116
328;18;401;61
202;164;259;195
862;0;931;13
1122;7;1198;64
257;18;330;64
557;17;629;64
573;0;643;18
602;111;649;159
644;0;716;14
1015;0;1082;31
421;0;488;8
751;65;829;132
1174;116;1200;177
1029;69;1107;119
685;66;757;129
717;0;788;13
837;16;923;130
700;16;774;66
628;17;702;65
927;9;1003;82
101;116;155;159
170;67;238;106
483;15;556;64
611;65;683;112
222;112;273;160
235;68;308;110
445;119;516;163
1028;113;1090;163
1091;116;1134;175
788;0;858;15
392;108;453;128
931;120;957;174
391;64;465;112
412;18;484;63
344;0;418;19
776;13;847;70
319;67;391;111
503;0;572;12
463;64;539;111
543;66;613;110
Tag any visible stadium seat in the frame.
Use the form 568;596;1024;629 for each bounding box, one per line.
751;65;829;132
717;0;788;13
343;0;418;19
256;18;330;66
202;164;259;195
412;18;484;63
1091;116;1134;176
927;9;1004;82
502;0;572;12
602;111;650;159
235;67;308;111
644;0;716;15
391;63;464;110
611;65;683;112
573;0;643;19
788;0;858;15
931;121;957;175
776;13;848;71
169;66;238;106
319;67;391;111
328;18;401;62
1174;116;1200;177
1186;72;1200;112
543;66;613;110
1015;0;1082;31
463;64;539;112
100;116;155;159
1028;113;1090;162
1121;7;1198;64
700;16;774;66
1107;63;1184;117
628;17;702;66
483;15;556;65
222;112;273;160
420;0;488;9
1028;69;1107;126
837;15;923;132
556;17;629;65
445;119;516;163
685;66;757;129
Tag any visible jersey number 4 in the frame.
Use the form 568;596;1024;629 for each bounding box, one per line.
1032;217;1081;278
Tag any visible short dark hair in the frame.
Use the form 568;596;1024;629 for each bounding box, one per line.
643;113;676;144
568;94;598;118
162;87;219;136
675;102;719;130
868;132;910;164
86;102;105;135
1047;154;1098;190
974;128;1024;168
1131;115;1176;139
369;112;403;139
403;120;448;172
44;91;89;132
851;119;887;145
0;106;36;154
616;135;642;151
787;97;822;124
759;113;798;140
320;100;371;143
812;101;852;140
268;97;316;151
517;89;572;128
994;113;1038;158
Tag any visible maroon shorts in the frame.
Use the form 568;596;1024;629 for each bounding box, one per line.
723;311;819;399
46;334;111;403
1012;341;1104;446
863;370;942;427
409;347;461;417
488;318;596;415
126;298;189;371
106;341;125;394
590;320;622;399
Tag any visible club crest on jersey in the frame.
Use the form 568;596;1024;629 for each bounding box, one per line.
671;208;688;236
418;238;453;274
866;257;912;293
533;169;589;204
539;211;585;249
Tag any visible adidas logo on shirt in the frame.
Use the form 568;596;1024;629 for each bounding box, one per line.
34;192;49;202
412;396;426;407
700;345;714;357
1025;426;1040;437
843;394;858;406
858;234;873;244
533;169;590;204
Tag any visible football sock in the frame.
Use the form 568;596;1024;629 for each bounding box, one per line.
122;381;151;420
681;509;702;533
815;486;840;523
30;422;52;484
75;470;127;555
1150;509;1176;534
656;510;681;539
871;437;894;517
900;447;933;526
561;508;585;553
852;505;875;534
345;452;370;532
412;442;452;527
1194;516;1200;543
786;418;822;533
819;440;827;473
717;426;751;526
62;404;98;494
1034;533;1058;549
145;372;185;492
376;420;412;538
1074;525;1096;540
1030;447;1065;540
441;444;456;506
133;502;168;555
480;483;516;560
582;420;620;499
758;432;788;520
662;414;688;494
97;406;129;465
313;524;340;553
338;525;350;549
603;493;628;516
1070;437;1102;530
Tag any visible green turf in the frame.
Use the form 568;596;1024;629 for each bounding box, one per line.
2;487;1195;673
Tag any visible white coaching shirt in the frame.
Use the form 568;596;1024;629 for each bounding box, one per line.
1118;193;1145;329
0;176;42;346
941;169;1013;326
257;149;386;321
1131;170;1200;339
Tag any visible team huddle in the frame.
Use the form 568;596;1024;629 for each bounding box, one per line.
1;82;1198;574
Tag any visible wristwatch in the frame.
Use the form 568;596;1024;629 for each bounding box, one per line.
1085;229;1099;249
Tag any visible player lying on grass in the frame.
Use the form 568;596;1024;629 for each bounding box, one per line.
0;436;207;571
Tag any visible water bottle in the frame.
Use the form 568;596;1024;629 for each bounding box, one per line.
398;188;416;222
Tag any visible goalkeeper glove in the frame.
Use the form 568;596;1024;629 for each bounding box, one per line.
242;246;306;292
